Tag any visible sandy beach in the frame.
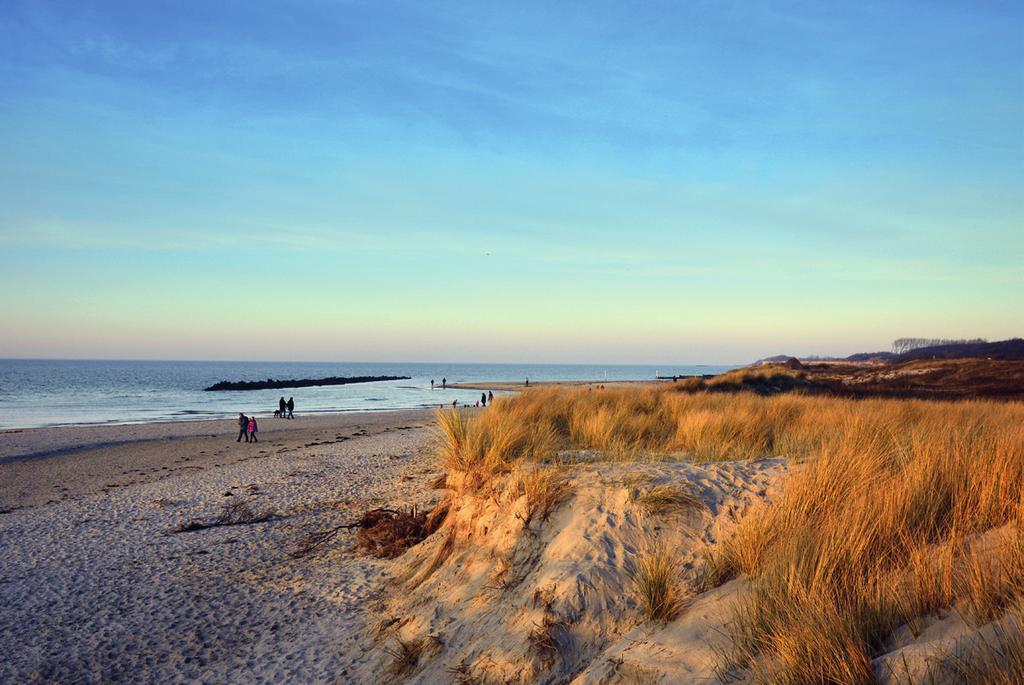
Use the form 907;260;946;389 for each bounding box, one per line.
0;410;440;512
0;410;446;683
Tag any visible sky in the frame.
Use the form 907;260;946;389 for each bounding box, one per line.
0;1;1021;364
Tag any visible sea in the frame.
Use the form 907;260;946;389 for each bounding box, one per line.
0;360;736;430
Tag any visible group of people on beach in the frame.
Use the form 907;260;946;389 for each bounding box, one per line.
276;396;295;419
236;413;259;442
236;397;294;443
431;377;498;409
449;390;494;409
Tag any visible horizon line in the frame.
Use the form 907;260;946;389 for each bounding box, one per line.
0;356;742;367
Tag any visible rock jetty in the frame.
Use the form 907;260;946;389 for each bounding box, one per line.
204;375;410;391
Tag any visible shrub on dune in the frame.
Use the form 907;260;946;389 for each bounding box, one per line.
631;547;683;622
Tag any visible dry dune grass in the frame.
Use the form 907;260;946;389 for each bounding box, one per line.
509;465;569;526
440;383;1016;467
631;484;703;515
630;547;684;622
434;385;1024;682
713;402;1024;683
434;405;557;477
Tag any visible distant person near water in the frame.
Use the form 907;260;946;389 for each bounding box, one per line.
279;396;286;418
431;379;435;390
248;414;258;442
481;392;487;407
525;378;529;387
442;377;447;389
237;413;248;442
488;390;494;404
287;397;294;419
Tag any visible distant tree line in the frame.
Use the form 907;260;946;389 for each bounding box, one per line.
891;338;987;355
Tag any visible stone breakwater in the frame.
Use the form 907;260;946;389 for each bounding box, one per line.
203;375;410;391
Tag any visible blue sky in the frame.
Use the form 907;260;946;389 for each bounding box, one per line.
0;1;1021;363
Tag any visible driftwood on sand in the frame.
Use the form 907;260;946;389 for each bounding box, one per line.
204;375;410;391
291;502;450;559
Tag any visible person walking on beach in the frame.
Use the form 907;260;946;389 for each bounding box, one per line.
431;379;435;390
488;390;494;404
237;413;249;442
248;414;258;442
279;396;286;418
481;392;487;407
286;397;294;419
442;377;447;389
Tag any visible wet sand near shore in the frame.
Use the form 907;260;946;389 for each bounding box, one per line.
0;409;439;512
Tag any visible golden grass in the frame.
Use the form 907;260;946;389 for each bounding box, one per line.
435;384;1024;680
630;547;684;622
703;365;807;388
511;465;570;526
632;484;703;515
957;532;1024;625
435;405;557;477
713;403;1024;682
437;385;895;467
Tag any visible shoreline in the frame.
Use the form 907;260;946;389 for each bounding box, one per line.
0;408;444;464
0;408;447;511
0;403;465;434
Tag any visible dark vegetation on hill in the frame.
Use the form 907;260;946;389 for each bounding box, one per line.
759;337;1024;366
758;351;895;363
807;358;1024;400
686;358;1024;401
748;338;1024;400
844;350;897;362
895;337;1024;362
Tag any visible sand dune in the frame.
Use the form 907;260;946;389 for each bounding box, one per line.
347;457;787;683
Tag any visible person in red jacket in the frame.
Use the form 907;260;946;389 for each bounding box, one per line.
247;414;258;442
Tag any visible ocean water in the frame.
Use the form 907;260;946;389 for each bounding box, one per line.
0;360;735;430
